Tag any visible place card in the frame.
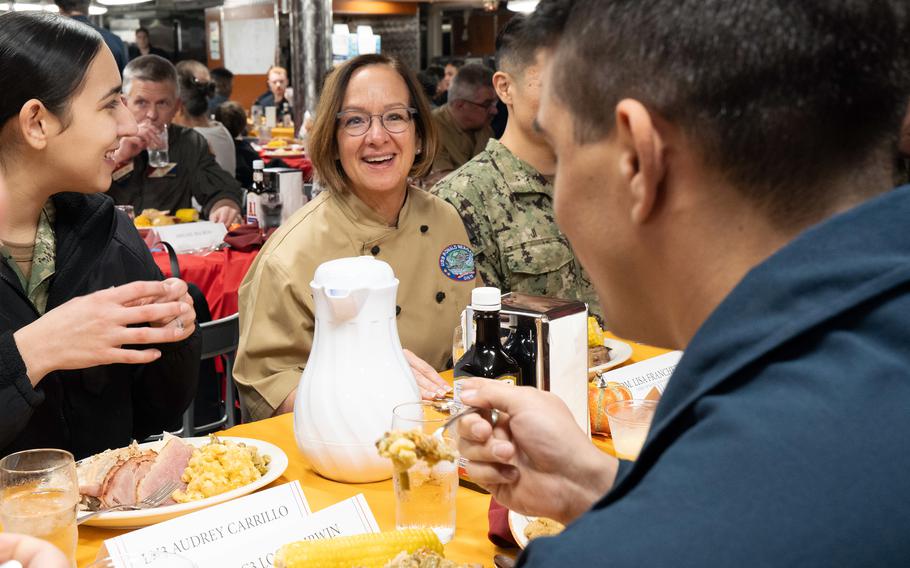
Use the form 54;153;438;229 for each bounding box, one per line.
238;494;381;568
104;483;381;568
154;221;227;254
602;350;683;399
104;482;310;567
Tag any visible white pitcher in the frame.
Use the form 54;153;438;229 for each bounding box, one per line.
294;256;420;482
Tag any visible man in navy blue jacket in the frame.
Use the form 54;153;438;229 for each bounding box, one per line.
455;0;910;565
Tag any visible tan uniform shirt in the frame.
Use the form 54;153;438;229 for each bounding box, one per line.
235;187;476;421
431;104;493;175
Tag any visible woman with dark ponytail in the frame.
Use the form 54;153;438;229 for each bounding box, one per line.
0;12;200;460
173;61;237;177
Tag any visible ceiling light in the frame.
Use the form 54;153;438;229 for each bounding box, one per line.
12;2;49;10
97;0;153;6
88;4;106;13
508;0;539;13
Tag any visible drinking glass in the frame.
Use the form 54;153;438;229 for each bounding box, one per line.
390;401;458;544
452;324;466;365
251;105;263;127
0;449;79;567
115;204;135;221
147;124;169;168
605;399;659;461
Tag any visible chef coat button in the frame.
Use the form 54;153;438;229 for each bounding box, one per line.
420;225;429;233
370;245;380;255
396;305;401;316
435;292;446;303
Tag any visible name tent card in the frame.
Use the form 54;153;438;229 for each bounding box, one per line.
104;482;381;568
153;221;227;254
602;350;683;399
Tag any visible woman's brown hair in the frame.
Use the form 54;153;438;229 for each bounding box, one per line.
308;54;438;193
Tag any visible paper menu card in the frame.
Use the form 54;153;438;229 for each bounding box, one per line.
602;350;683;399
104;482;380;568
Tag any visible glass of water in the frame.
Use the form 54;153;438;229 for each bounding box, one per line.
0;449;79;567
390;401;458;544
147;124;169;168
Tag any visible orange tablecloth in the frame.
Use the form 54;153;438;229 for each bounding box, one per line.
153;249;259;320
76;336;669;567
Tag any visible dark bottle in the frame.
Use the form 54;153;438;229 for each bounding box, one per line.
503;315;537;387
454;287;522;385
245;159;266;226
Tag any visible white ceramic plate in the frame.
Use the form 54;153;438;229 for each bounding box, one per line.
263;149;306;158
508;511;534;549
588;338;634;377
78;436;288;529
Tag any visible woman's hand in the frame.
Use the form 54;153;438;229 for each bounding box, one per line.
403;349;453;400
13;281;195;385
142;278;197;335
0;533;69;568
456;378;619;524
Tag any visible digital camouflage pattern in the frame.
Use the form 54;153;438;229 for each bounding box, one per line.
434;138;603;320
0;201;56;315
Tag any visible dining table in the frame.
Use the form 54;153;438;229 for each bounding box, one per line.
152;248;259;320
75;336;670;567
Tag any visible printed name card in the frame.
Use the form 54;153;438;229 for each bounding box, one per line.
104;482;379;567
603;350;683;399
237;494;380;568
153;221;227;254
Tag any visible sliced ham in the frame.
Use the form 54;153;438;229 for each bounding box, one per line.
136;436;194;506
77;442;142;497
99;452;157;507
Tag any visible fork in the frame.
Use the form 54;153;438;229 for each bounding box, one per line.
76;480;182;525
432;406;501;438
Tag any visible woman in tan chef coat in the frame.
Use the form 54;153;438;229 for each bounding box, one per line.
235;54;476;421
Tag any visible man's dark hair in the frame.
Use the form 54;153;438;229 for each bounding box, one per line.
0;12;101;167
449;63;494;102
54;0;90;14
417;69;440;101
211;67;234;96
215;101;247;139
424;65;445;83
135;26;149;36
543;0;910;225
496;13;563;74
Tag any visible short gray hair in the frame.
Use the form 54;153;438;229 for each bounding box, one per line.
123;54;177;95
448;63;494;102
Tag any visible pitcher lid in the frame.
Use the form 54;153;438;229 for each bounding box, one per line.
311;256;397;290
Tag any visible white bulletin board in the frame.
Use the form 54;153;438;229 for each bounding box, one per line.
222;18;276;74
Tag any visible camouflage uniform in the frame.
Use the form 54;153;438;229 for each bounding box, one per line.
0;201;56;315
434;139;603;320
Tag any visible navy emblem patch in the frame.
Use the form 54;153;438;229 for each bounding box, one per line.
439;244;476;282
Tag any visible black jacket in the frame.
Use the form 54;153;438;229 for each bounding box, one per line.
107;124;243;217
0;193;200;460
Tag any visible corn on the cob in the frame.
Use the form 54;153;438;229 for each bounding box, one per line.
587;316;605;348
273;529;443;568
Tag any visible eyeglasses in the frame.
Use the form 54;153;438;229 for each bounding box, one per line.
336;107;417;136
459;98;498;111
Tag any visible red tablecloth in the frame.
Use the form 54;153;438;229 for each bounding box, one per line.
258;150;313;181
152;249;259;319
